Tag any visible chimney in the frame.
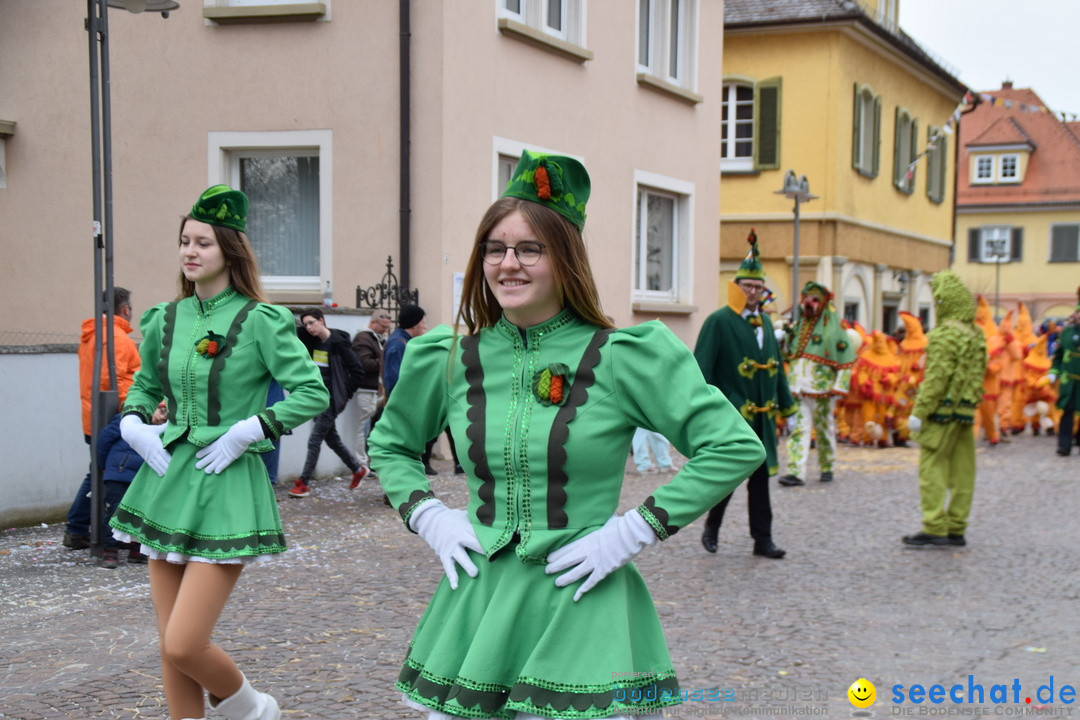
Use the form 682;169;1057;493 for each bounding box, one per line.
1002;80;1013;90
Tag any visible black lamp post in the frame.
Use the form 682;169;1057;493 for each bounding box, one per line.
775;170;817;323
86;0;178;547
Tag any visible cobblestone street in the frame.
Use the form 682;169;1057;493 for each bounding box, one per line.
2;431;1077;719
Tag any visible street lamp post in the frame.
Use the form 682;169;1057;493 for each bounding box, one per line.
987;237;1008;324
775;170;818;323
85;0;178;547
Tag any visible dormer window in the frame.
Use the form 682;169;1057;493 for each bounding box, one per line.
970;151;1026;184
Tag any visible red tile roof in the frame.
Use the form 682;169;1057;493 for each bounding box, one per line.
958;85;1080;206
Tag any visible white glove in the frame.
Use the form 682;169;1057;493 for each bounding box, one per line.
785;415;798;433
908;415;923;434
409;499;483;590
120;414;171;477
545;509;658;602
194;416;265;474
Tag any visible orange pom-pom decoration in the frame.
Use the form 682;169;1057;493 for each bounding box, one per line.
535;165;552;200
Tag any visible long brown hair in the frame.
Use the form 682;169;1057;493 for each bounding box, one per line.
455;197;613;334
175;215;269;303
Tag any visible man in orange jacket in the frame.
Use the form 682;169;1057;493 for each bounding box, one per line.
64;287;141;550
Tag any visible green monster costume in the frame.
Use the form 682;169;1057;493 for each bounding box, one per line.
906;270;986;544
111;187;329;560
368;152;766;719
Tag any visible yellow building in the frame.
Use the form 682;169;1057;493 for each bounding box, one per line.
953;82;1080;325
721;0;967;332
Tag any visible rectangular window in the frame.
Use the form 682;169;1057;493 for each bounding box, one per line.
979;226;1011;263
999;153;1018;181
973;155;994;183
1050;224;1080;262
633;170;694;305
500;0;582;44
721;84;754;166
893;108;917;194
209;130;332;296
843;302;860;326
637;0;697;90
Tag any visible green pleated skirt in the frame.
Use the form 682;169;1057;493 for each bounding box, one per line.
398;547;682;719
109;440;285;561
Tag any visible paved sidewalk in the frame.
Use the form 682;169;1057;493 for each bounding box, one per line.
1;431;1076;719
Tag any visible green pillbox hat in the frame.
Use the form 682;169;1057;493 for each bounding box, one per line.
191;184;249;233
502;150;589;231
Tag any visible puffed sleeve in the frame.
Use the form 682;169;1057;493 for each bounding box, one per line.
368;325;455;527
609;322;766;539
251;304;329;439
122;303;169;423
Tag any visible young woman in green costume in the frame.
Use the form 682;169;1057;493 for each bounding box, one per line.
110;186;329;720
369;152;766;720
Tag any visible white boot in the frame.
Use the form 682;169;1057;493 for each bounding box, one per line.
213;676;281;720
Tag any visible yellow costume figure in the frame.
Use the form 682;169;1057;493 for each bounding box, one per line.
974;295;1002;446
893;311;927;447
856;331;900;448
1011;302;1040;434
995;312;1024;436
1021;334;1057;436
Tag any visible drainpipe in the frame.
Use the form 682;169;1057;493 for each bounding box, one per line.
399;0;411;291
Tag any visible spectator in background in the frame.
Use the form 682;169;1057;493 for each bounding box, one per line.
63;286;141;551
351;310;392;479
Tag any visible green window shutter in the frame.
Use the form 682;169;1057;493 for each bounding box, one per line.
872;96;881;177
968;228;980;262
1010;227;1023;261
907;119;918;193
893;107;902;186
755;77;782;170
852;83;861;171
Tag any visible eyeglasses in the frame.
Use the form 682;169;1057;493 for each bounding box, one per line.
480;240;545;266
737;281;767;293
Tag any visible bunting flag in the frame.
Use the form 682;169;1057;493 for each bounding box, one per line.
902;90;1076;183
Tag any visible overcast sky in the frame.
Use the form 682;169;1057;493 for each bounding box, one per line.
898;0;1080;119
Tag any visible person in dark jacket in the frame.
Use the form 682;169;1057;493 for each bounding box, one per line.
289;308;367;498
96;403;167;568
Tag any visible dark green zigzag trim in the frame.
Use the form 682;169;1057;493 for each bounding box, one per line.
398;657;680;719
207;299;257;426
110;506;285;557
546;328;612;529
157;302;178;409
461;334;497;526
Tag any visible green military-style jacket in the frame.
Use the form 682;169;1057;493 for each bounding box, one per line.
693;306;796;474
1051;324;1080;410
369;310;765;563
123;286;329;450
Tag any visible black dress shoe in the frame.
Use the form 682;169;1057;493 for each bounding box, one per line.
1056;448;1071;457
753;540;786;559
701;530;718;554
947;534;966;546
902;532;950;547
778;474;805;486
819;471;834;482
423;463;438;476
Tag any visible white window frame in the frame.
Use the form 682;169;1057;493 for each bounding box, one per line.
721;81;755;172
636;0;698;90
853;84;880;177
979;226;1011;264
208;130;333;295
999;153;1019;181
632;169;694;305
497;0;584;45
894;108;916;193
973;155;994;183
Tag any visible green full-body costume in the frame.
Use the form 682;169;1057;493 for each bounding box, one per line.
111;286;329;559
910;271;987;538
368;312;765;719
1050;319;1080;455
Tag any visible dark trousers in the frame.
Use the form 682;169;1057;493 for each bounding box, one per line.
300;408;359;480
703;462;773;542
1058;395;1077;455
421;428;460;467
66;435;93;537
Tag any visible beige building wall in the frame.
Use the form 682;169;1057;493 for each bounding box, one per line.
0;1;724;347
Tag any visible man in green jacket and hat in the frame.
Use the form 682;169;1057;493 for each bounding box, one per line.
694;230;796;559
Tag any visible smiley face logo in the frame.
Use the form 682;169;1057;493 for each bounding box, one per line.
848;678;876;708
